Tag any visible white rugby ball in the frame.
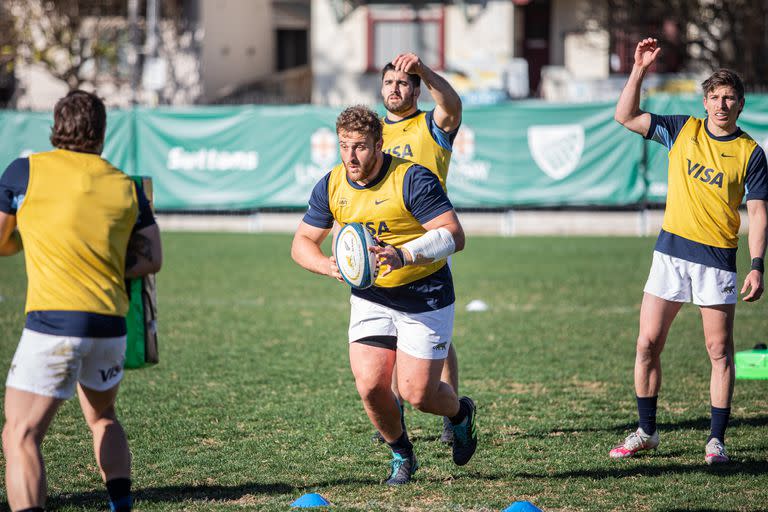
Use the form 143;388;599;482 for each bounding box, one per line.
335;222;378;289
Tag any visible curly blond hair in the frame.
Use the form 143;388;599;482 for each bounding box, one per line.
335;105;382;142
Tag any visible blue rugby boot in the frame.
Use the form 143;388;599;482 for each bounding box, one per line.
451;396;478;466
385;451;418;485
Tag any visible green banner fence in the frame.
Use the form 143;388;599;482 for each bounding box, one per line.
2;96;767;210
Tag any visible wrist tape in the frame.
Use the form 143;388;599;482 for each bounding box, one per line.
401;227;455;263
751;257;764;273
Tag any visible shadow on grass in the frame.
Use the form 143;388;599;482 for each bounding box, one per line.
4;482;295;511
518;414;768;438
4;478;389;511
510;459;768;479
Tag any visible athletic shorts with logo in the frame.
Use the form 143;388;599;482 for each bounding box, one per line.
644;251;738;305
6;328;126;399
348;295;454;360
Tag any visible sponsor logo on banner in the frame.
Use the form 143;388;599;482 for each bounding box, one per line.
311;128;338;168
649;182;668;197
450;125;490;183
527;124;584;180
167;147;259;171
295;128;339;186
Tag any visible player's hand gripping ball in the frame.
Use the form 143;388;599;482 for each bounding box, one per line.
334;222;379;289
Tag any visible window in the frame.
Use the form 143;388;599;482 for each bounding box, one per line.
610;21;684;74
367;5;445;71
277;29;308;71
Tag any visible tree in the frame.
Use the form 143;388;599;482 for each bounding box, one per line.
0;2;18;106
6;0;201;107
8;0;127;91
590;0;768;89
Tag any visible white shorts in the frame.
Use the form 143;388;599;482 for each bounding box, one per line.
348;295;454;360
644;251;738;306
6;329;126;399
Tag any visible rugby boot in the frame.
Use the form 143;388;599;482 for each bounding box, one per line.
385;451;418;485
705;438;729;465
609;427;659;458
451;396;478;466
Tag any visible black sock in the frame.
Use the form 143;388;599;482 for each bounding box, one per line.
17;508;44;512
397;400;406;432
106;478;132;512
709;406;731;443
387;430;413;457
637;395;658;435
449;399;470;426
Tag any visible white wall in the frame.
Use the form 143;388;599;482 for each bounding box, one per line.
444;1;515;66
311;0;372;105
200;0;274;100
311;0;517;105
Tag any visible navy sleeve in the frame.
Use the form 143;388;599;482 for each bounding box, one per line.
745;145;768;201
425;109;459;150
0;158;30;214
133;182;157;230
646;114;690;150
302;172;334;229
403;164;454;224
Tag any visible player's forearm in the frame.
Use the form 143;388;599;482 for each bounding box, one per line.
747;201;767;262
615;65;648;126
291;236;332;276
420;65;462;118
125;226;162;278
125;257;160;279
0;230;22;256
401;226;463;266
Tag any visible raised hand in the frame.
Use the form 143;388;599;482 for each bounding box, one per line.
392;53;424;76
635;38;661;69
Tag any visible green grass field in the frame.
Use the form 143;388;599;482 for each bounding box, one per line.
1;233;767;511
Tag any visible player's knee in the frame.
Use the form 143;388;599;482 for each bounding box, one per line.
705;340;732;363
636;334;662;357
86;408;119;432
400;387;431;412
354;377;390;403
2;421;41;451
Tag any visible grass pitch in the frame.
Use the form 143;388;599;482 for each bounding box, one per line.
1;233;767;511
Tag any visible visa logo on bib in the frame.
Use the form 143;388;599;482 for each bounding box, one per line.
527;124;585;180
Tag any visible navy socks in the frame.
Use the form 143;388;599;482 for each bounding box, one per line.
637;396;658;435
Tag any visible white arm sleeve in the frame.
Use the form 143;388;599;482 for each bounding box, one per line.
401;227;456;264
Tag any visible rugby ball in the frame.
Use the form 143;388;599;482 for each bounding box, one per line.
335;222;378;289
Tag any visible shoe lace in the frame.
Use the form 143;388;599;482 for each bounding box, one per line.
623;431;646;449
389;453;406;478
707;440;726;457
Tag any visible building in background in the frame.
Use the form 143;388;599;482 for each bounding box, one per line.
310;0;630;105
4;0;741;110
5;0;311;109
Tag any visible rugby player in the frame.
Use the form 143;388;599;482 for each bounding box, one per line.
378;52;463;444
0;91;162;511
610;38;767;464
292;105;478;484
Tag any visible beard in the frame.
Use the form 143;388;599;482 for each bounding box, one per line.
344;156;378;182
384;94;415;115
